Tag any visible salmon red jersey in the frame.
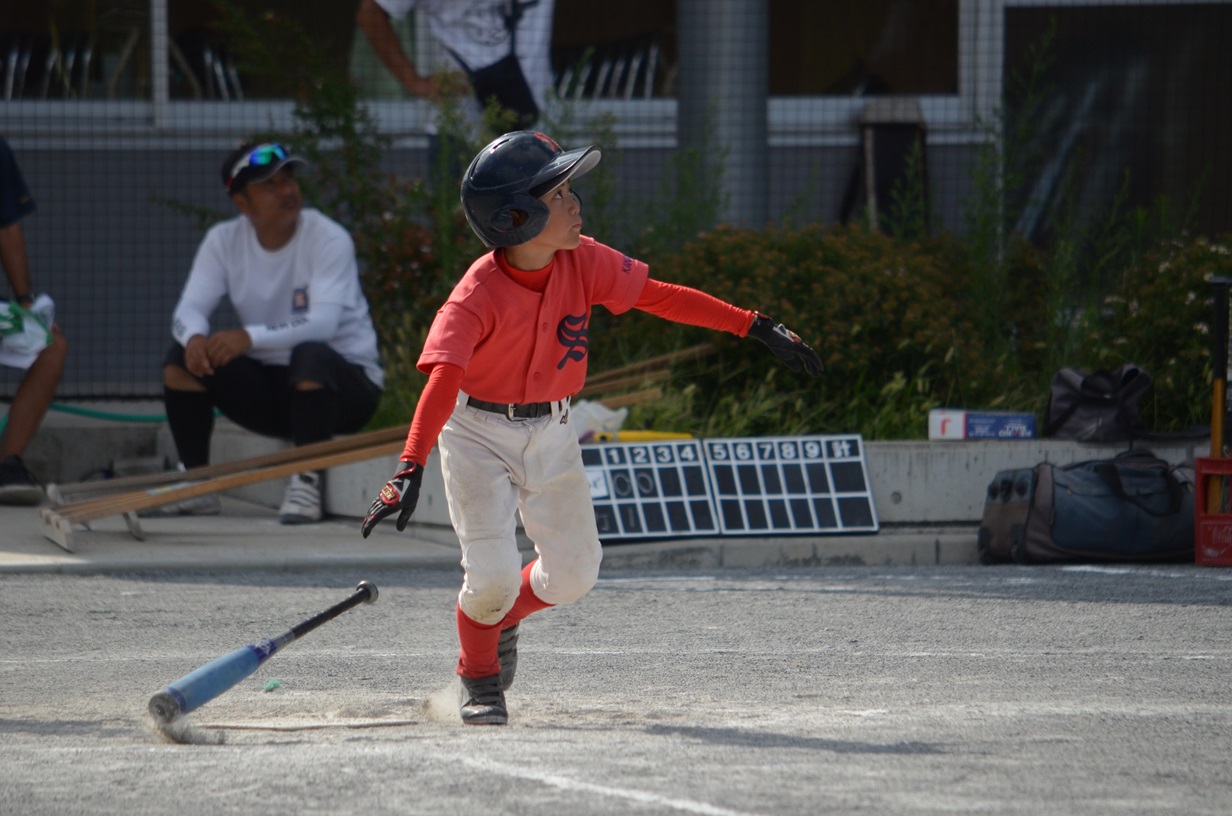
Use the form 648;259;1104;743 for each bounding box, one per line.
418;236;649;403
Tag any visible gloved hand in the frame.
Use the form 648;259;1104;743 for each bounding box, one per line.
361;460;424;538
748;315;824;376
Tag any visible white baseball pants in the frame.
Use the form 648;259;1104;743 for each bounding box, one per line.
439;391;603;625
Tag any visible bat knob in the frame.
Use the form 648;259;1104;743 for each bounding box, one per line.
148;690;182;723
356;580;379;605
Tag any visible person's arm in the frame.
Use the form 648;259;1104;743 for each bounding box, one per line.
356;0;440;99
244;219;355;352
171;293;213;348
635;277;824;375
0;222;34;306
634;278;756;335
402;362;463;465
245;302;343;350
171;230;232;375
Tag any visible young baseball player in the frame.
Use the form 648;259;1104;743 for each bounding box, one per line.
361;130;823;726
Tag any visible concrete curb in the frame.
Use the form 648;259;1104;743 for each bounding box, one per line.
595;528;979;570
0;527;977;576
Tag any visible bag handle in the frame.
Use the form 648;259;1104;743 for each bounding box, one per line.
502;0;540;54
1089;454;1184;517
1043;368;1084;436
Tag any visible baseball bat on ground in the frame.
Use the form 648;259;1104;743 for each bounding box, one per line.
147;581;379;724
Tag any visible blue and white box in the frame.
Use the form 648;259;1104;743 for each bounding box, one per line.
928;409;1036;440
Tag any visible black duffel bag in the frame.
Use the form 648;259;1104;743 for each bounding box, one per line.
1044;365;1152;442
979;449;1194;564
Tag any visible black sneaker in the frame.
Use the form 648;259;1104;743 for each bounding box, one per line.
459;674;507;726
0;455;44;506
498;624;520;691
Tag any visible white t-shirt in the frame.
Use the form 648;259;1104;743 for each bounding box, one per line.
375;0;556;112
172;208;384;389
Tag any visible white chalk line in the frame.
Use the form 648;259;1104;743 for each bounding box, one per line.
196;719;421;732
596;576;718;584
1060;564;1232;580
455;754;767;816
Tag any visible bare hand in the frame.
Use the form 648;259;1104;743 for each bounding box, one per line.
204;329;252;369
184;335;214;378
405;73;442;100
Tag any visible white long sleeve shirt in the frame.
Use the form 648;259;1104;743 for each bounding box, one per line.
171;208;384;388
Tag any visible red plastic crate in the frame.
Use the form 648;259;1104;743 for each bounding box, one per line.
1195;457;1232;566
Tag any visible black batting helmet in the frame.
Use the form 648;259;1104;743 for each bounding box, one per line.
461;131;601;247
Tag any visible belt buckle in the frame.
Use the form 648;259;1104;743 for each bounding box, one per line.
507;403;517;420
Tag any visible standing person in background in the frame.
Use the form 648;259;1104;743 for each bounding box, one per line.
0;136;68;504
360;131;824;726
356;0;556;131
150;142;384;524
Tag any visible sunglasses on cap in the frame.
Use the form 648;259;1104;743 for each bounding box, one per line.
225;143;291;191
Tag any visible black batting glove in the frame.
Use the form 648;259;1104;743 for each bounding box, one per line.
361;460;424;538
748;315;824;376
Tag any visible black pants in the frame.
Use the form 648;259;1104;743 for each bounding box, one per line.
162;341;382;468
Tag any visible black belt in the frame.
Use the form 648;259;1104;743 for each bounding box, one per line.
467;396;566;419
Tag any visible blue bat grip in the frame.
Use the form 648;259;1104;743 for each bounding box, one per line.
149;640;277;721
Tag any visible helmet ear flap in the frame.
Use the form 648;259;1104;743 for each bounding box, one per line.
486;192;550;247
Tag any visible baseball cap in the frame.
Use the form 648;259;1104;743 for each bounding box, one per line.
221;142;306;193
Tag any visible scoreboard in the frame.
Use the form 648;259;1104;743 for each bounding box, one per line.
583;440;719;541
704;435;877;535
582;434;878;543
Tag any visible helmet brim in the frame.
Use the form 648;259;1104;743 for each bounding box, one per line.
529;145;602;197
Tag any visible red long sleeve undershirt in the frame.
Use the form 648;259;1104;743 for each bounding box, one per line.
399;277;757;464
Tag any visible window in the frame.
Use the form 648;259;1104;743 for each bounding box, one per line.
769;0;959;96
0;0;152;100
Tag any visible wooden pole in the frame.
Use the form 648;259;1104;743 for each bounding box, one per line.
47;425;409;504
1208;278;1230;513
583;343;718;387
40;429;409;551
577;370;670;399
597;388;663;408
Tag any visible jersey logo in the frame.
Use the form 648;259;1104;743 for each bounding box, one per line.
292;287;309;313
556;313;588;369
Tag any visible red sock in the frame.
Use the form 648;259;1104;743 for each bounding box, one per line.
455;605;501;678
500;560;554;628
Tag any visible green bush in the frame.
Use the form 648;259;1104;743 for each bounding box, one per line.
1071;236;1232;431
586;225;1231;440
592;225;980;439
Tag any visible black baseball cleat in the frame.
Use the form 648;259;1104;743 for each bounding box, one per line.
497;623;520;691
459;674;507;726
